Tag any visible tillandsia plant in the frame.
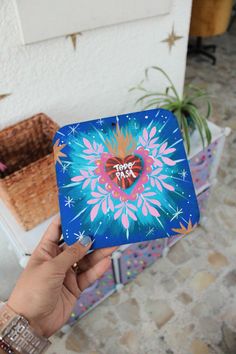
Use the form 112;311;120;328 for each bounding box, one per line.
130;66;212;154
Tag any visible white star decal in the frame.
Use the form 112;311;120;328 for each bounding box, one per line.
170;207;183;222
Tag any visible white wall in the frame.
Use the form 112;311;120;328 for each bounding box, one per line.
0;0;192;130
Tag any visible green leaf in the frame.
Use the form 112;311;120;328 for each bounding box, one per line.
145;66;180;101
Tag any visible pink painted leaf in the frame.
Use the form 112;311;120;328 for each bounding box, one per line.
71;175;84;182
147;198;161;207
91;192;103;198
155;179;163;191
82;179;90;189
137;197;142;208
158;174;168;180
150;127;156;138
90;203;100;221
142;203;148;216
159;142;168;154
154;158;163;167
150;178;155;187
108;197;114;212
83;155;97;160
80;170;89;177
139;137;146;146
149;137;158;145
162;148;176;155
152;148;157;156
143;128;148;142
93;141;97;150
102;199;107;214
83;149;93;154
87;199;99;204
98;186;107;194
147;203;160;217
162;181;175;191
91;178;97;190
151;168;162;176
98;145;104;153
143;192;156;197
114;208;123;220
126;203;137;211
161;157;176;166
122;213;129;229
83;138;92;149
127;209;137;221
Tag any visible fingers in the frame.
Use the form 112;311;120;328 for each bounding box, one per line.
77;257;111;292
76;246;117;273
41;214;62;243
52;236;92;272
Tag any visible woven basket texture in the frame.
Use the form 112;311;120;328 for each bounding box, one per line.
0;113;59;230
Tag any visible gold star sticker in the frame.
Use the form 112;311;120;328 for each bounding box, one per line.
161;26;183;52
0;93;11;101
66;32;82;50
53;139;67;165
171;219;197;236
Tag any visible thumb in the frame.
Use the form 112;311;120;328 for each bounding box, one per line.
52;236;92;272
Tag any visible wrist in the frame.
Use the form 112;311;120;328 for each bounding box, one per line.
0;303;51;354
6;301;45;338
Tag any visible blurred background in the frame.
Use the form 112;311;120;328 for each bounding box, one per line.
0;0;236;353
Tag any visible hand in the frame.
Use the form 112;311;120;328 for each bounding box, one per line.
7;216;116;338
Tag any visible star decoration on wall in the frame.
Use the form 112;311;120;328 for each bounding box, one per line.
53;139;67;165
0;93;11;101
66;32;82;50
161;25;183;52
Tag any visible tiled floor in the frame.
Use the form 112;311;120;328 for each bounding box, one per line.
48;27;236;354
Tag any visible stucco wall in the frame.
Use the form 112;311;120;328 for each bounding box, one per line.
0;0;192;129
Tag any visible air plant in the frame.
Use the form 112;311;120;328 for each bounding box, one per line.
130;66;212;154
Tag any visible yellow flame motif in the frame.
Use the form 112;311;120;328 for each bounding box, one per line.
105;123;136;159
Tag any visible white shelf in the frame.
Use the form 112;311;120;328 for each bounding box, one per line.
0;199;53;259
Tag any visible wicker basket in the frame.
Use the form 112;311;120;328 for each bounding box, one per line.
0;113;59;230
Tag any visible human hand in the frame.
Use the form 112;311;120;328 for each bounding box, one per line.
7;216;116;338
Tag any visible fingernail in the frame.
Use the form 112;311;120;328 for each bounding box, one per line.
78;235;92;247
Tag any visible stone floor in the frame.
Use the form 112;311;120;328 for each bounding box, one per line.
47;26;236;354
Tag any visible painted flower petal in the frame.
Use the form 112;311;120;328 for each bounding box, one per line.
71;176;84;182
102;199;107;214
114;208;123;220
150;127;157;138
147;204;160;217
162;147;176;155
127;209;137;221
155;179;163;191
108;197;114;212
122;213;129;229
161;157;176;166
82;179;90;189
162;181;175;191
87;199;99;204
83;138;92;149
142;203;148;216
159;142;168;154
139;137;146;146
90;203;100;221
91;192;103;198
143;128;148;142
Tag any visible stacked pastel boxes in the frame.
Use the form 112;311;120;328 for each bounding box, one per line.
67;123;227;325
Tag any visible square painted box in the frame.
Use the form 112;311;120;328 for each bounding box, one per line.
54;109;200;249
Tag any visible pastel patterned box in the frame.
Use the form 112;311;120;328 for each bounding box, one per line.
118;239;166;285
189;139;222;191
68;266;116;324
54;109;200;249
